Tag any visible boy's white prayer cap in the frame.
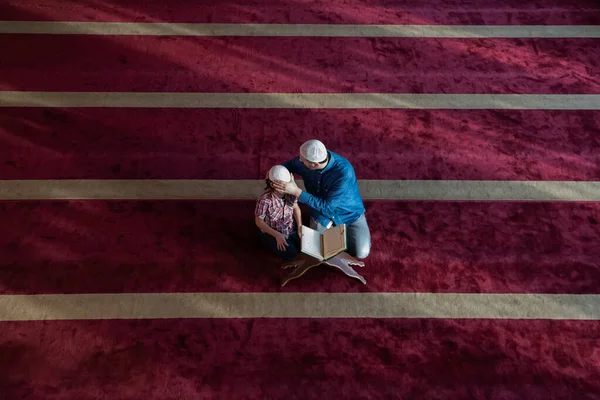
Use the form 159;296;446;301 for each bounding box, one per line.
300;139;327;163
268;165;291;182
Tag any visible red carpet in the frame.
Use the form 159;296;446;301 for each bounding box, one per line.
2;36;598;93
1;108;599;180
1;318;599;399
0;201;598;294
1;0;598;25
1;0;600;398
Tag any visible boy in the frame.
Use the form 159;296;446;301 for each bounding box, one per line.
255;165;302;261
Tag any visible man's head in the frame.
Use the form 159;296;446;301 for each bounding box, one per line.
299;139;328;170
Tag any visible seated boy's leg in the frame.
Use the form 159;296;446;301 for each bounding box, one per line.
287;230;301;254
347;213;371;259
259;230;300;261
278;233;300;261
280;231;300;260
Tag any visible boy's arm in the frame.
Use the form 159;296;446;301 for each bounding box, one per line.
293;203;302;235
255;217;289;251
255;198;285;240
255;217;284;240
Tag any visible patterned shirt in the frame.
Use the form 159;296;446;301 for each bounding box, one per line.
254;190;298;237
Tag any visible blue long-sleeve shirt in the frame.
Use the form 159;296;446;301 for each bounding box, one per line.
282;151;365;227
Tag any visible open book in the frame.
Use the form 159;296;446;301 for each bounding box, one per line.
301;224;347;261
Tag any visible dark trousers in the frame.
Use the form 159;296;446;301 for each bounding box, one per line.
259;230;301;261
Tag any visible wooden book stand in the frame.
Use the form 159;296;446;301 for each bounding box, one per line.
280;251;366;287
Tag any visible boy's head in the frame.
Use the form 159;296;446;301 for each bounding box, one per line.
299;139;328;170
267;165;291;195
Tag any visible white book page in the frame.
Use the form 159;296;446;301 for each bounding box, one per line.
301;225;323;259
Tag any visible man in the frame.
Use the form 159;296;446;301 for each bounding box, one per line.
271;139;371;259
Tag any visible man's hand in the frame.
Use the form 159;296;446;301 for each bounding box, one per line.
275;232;288;251
272;174;302;197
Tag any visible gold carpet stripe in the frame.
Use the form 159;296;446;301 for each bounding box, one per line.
1;292;599;321
2;92;600;109
0;22;598;38
0;179;599;201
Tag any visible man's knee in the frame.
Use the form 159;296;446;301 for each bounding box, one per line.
348;234;371;259
349;214;371;259
354;240;371;259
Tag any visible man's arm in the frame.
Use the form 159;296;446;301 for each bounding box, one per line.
297;178;345;222
272;172;348;224
281;157;300;174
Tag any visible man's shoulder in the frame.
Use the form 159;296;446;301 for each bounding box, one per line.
283;157;310;176
283;156;303;169
330;151;351;165
328;152;355;176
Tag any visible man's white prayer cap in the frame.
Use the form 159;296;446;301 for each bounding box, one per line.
268;165;291;182
300;139;327;163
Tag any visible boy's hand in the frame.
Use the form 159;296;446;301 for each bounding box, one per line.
272;174;302;197
275;233;288;251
